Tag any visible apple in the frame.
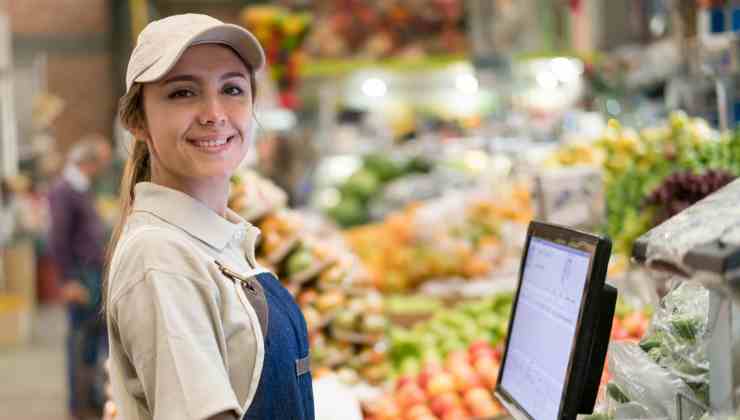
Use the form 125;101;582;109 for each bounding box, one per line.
366;396;400;420
396;375;418;392
469;399;499;418
464;387;492;407
418;362;444;390
468;339;494;359
405;403;434;420
441;407;469;420
453;369;483;393
475;357;500;388
426;372;456;397
397;383;427;409
621;312;649;338
445;350;470;370
471;347;497;363
429;392;462;417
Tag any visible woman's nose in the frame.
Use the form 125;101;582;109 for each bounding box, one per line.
197;96;226;127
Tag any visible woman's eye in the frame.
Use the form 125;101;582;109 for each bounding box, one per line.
224;85;244;96
168;89;194;99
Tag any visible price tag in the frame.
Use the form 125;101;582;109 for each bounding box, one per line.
535;166;604;229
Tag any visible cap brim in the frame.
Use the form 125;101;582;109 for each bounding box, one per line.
133;24;265;87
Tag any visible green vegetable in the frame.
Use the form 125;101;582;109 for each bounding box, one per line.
671;316;702;342
639;334;663;353
607;382;631;404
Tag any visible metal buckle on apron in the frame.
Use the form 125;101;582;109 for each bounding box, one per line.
215;260;269;338
215;260;256;292
295;355;311;376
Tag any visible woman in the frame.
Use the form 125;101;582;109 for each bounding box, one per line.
105;14;314;420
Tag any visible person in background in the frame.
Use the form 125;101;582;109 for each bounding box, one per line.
48;134;112;420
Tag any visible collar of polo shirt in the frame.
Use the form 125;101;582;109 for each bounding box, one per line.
132;182;260;253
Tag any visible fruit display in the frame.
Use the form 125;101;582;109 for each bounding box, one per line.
543;141;605;168
240;5;312;108
303;0;467;60
326;153;433;227
229;170;288;223
250;205;393;385
389;293;513;376
363;340;505;420
546;112;740;255
346;184;533;292
309;290;392;386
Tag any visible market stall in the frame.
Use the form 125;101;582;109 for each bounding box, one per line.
86;1;740;420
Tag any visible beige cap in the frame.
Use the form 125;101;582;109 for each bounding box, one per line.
125;14;265;92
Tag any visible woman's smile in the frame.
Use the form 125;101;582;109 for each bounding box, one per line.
186;134;238;154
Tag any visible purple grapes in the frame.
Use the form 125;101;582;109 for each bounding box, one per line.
645;169;736;224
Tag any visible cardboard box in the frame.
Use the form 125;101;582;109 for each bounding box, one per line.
0;294;31;346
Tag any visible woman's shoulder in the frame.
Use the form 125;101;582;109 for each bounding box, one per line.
108;213;215;301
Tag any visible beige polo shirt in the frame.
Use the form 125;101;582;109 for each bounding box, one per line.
107;182;269;420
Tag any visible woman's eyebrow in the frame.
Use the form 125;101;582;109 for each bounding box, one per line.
220;71;248;81
161;74;198;85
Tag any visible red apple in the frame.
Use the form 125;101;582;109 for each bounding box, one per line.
396;374;417;391
418;362;444;390
426;372;456;397
474;357;500;388
397;383;427;409
469;399;499;418
368;396;400;420
441;407;469;420
469;339;493;355
453;369;483;393
445;350;470;370
622;312;649;338
464;387;492;407
405;403;433;420
429;392;462;417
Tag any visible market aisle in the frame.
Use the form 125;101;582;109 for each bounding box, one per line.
0;304;68;420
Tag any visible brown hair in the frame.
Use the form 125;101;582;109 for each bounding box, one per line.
103;60;258;315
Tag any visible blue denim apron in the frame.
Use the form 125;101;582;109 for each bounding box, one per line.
243;272;315;420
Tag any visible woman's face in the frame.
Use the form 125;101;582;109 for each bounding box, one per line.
138;44;253;187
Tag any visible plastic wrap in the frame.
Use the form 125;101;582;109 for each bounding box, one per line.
584;282;711;420
638;178;740;275
639;282;711;405
607;342;698;419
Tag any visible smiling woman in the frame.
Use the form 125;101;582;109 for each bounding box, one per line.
138;44;255;213
104;14;315;420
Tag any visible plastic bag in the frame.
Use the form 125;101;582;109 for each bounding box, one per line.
585;282;711;420
607;341;698;419
639;282;711;405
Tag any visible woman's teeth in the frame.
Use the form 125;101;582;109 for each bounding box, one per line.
192;137;229;148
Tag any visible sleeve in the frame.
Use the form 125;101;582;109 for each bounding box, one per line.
47;189;77;280
113;270;242;420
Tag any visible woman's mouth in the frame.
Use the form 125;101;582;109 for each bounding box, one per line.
187;135;235;152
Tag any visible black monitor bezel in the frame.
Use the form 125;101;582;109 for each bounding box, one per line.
495;221;612;420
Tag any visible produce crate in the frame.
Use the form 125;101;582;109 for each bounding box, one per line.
2;239;37;310
0;294;31;346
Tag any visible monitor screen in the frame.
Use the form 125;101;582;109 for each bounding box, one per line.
499;235;594;420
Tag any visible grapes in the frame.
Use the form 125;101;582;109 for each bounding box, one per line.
644;169;736;224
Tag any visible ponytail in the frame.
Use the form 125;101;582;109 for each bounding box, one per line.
102;83;149;315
